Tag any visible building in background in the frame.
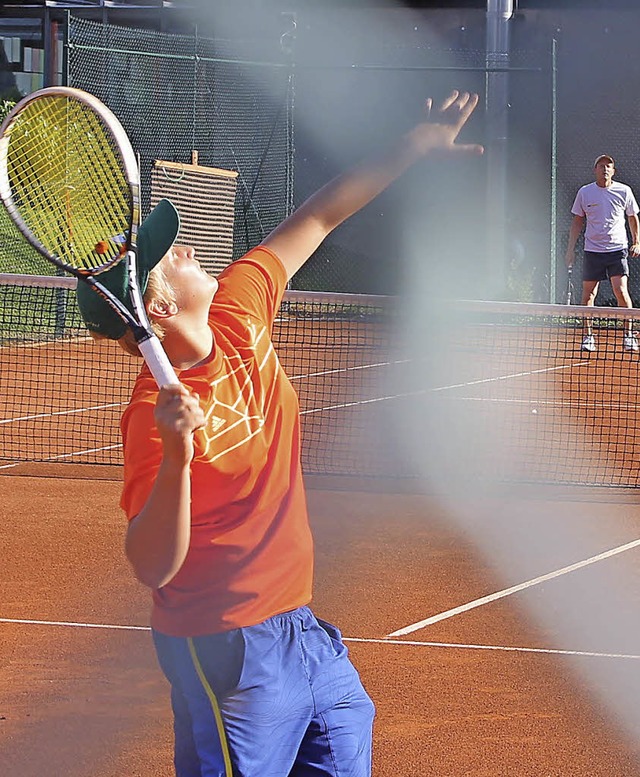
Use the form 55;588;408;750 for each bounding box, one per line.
0;1;202;100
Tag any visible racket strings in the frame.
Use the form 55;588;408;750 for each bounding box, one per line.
5;96;133;272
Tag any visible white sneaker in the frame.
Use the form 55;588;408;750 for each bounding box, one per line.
581;334;596;352
624;334;639;352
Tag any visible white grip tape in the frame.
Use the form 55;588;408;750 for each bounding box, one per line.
138;336;179;387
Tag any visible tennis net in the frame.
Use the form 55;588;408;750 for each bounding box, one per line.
0;273;400;478
3;274;640;488
418;299;640;489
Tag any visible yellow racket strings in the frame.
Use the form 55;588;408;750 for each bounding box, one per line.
6;95;132;272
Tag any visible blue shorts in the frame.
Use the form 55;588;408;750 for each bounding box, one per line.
152;606;375;776
583;249;629;282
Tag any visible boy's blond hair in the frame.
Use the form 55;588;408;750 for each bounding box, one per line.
88;264;176;357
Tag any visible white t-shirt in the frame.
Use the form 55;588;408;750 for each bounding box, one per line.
571;181;639;252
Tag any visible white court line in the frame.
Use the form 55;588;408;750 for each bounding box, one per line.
0;401;127;426
0;357;590;428
346;637;640;661
449;396;640;411
302;392;636;417
289;359;410;382
431;360;589;393
301;390;425;415
299;359;593;415
289;357;586;387
0;355;600;465
2;617;639;661
0;443;122;470
0;617;147;631
386;538;640;638
39;444;122;460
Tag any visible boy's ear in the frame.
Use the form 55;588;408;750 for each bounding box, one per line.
147;298;179;319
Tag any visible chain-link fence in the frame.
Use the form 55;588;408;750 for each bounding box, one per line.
0;12;558;298
67;16;294;265
291;35;552;298
64;16;554;298
5;8;639;302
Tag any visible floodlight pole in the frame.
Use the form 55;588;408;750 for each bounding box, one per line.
43;5;59;88
485;0;515;298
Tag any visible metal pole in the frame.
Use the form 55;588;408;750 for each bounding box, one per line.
549;38;558;302
43;6;57;88
280;11;296;219
485;0;514;297
62;10;70;86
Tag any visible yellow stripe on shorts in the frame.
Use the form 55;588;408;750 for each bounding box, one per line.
187;637;234;776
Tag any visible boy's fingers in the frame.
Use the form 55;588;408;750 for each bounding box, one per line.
453;143;485;156
437;89;460;113
457;92;479;124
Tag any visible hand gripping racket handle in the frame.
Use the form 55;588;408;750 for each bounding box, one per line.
137;335;179;388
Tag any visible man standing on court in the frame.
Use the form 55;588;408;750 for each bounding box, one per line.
565;154;640;352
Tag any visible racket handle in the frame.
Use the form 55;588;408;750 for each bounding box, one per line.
138;335;179;387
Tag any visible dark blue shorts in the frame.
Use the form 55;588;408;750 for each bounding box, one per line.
152;606;375;776
583;249;629;282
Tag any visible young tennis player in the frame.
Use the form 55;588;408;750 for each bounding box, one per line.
77;89;483;776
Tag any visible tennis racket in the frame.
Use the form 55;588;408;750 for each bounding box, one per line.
0;86;177;387
565;266;574;305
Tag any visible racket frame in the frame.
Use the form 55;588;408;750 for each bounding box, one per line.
0;86;178;387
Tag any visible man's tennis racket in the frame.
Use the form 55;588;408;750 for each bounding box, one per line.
565;266;574;305
0;86;177;387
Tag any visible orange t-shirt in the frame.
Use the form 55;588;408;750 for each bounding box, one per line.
120;247;314;637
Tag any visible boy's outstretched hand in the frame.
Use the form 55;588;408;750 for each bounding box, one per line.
408;90;484;158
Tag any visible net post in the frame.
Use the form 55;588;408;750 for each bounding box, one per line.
54;283;67;339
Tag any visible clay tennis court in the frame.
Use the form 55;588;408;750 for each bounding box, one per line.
3;471;640;776
3;302;640;775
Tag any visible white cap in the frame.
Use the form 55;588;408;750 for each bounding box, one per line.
594;154;615;167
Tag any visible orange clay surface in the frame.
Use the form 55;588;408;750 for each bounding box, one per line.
2;470;640;776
